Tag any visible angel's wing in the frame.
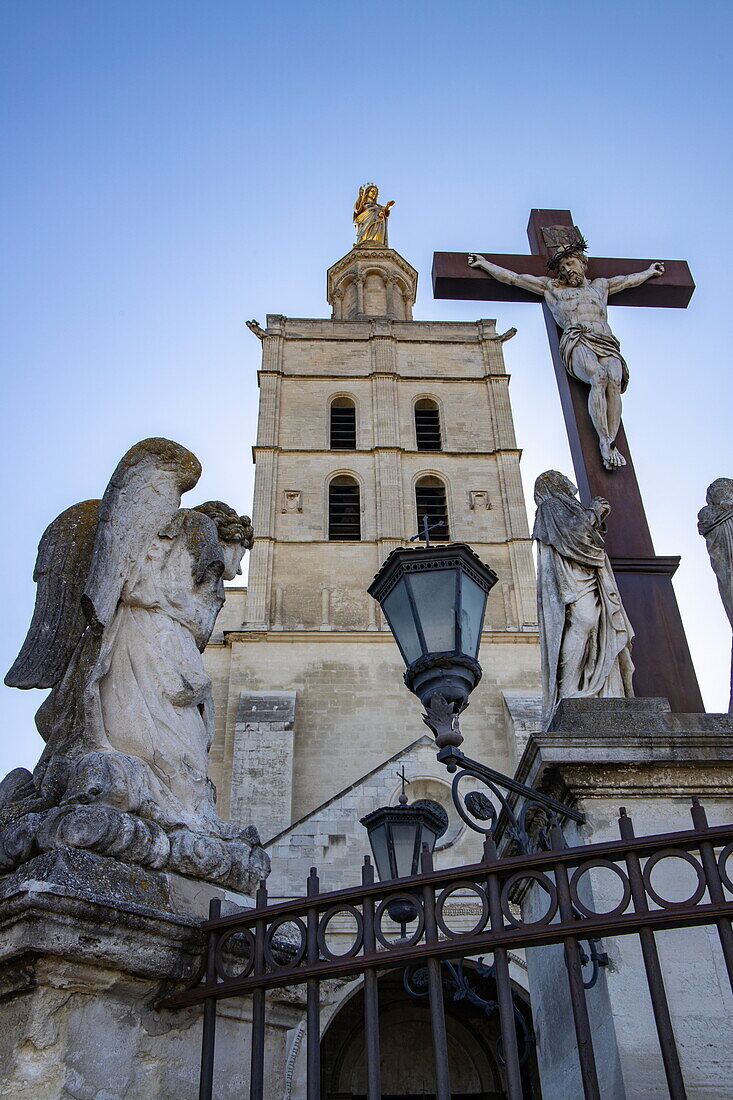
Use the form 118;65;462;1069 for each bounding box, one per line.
82;438;202;632
5;499;101;689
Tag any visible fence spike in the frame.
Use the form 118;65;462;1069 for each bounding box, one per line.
618;807;635;840
483;834;498;863
420;841;434;873
362;857;375;885
691;797;708;829
548;815;565;850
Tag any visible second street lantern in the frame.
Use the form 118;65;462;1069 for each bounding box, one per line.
368;543;498;710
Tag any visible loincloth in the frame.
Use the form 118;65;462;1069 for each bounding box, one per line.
560;325;629;393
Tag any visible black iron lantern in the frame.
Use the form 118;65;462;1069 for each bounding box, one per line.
361;790;448;926
360;798;447;882
367;543;498;712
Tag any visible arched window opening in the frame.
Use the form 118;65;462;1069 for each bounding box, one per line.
415;476;450;542
415;399;442;451
329;476;361;540
330;398;356;450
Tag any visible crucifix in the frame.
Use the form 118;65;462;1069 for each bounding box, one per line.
433;208;703;713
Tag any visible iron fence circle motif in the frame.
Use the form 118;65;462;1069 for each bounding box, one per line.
500;869;558;928
436;881;490;938
263;915;307;970
569;859;632;918
375;893;425;948
215;926;256;981
717;841;733;894
316;905;364;961
451;769;506;835
642;848;706;909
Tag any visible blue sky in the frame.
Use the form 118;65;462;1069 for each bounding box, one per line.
1;1;731;776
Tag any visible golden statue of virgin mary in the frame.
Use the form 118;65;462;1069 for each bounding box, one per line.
353;183;394;246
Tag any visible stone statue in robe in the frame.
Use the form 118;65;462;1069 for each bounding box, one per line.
1;438;267;890
353;183;395;246
698;477;733;712
532;470;635;721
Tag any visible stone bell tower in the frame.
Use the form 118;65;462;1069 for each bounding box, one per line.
205;200;541;856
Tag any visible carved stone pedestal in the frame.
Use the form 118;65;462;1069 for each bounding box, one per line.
0;848;298;1099
515;698;733;1100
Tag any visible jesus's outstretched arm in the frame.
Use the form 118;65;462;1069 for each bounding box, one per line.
467;254;549;296
606;262;665;295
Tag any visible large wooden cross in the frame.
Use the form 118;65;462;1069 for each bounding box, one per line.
433;208;703;713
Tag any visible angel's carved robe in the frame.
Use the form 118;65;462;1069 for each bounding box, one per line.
88;510;232;829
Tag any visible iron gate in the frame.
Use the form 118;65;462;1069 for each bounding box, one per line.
160;799;733;1100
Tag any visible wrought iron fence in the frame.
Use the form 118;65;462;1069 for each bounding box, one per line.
160;798;733;1100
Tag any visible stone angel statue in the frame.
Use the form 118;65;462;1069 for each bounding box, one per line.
353;182;394;246
2;438;267;891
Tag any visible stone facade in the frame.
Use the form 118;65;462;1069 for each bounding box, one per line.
205;245;541;854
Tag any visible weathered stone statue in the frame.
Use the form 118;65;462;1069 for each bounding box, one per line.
468;240;664;471
533;470;634;720
353;182;394;246
698;477;733;712
1;438;267;891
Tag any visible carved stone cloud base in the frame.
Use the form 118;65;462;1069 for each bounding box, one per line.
0;750;269;896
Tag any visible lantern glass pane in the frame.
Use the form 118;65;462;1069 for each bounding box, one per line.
368;822;392;882
382;582;422;665
460;572;488;657
408;570;456;653
390;821;420;878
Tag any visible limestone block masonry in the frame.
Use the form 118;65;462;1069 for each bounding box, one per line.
205;244;541;837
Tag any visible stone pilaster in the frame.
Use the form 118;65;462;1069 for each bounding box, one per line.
229;692;296;842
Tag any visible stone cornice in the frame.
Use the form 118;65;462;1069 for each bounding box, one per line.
256;370;510;382
252;445;522;458
222;628;538;645
515;699;733;801
262;316;499;342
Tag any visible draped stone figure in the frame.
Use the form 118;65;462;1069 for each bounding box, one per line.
533;471;635;720
698;477;733;712
1;438;267;890
353;182;395;246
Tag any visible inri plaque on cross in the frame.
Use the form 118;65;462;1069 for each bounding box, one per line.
432;208;702;713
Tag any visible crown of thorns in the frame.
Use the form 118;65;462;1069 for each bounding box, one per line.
546;235;589;273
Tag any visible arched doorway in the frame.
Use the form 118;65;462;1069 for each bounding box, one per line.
320;966;540;1098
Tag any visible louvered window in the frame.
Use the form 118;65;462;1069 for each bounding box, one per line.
330;399;356;450
415;477;450;542
329;477;361;540
415;399;442;451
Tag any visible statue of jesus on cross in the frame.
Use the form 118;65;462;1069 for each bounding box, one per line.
467;243;664;471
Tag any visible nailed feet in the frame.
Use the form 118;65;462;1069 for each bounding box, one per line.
601;440;627;471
